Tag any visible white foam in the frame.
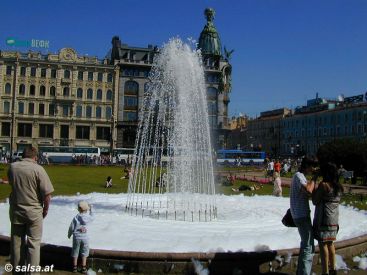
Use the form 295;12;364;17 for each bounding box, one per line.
0;193;366;253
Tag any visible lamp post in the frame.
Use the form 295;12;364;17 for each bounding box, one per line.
10;60;18;160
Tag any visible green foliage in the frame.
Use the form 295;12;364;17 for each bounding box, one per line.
317;139;367;176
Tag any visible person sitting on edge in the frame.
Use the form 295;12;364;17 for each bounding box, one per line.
68;201;94;274
105;176;112;188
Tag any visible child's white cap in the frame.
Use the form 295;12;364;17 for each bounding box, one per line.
78;201;90;211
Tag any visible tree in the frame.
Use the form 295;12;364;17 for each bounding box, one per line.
317;139;367;180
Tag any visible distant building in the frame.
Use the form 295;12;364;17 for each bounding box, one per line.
246;108;291;156
0;48;119;154
281;94;367;156
227;115;248;149
110;8;232;149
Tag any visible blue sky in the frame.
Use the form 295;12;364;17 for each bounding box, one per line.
1;0;367;117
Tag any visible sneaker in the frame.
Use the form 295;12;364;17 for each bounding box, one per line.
72;266;78;273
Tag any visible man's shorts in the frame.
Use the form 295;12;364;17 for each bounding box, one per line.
71;238;89;257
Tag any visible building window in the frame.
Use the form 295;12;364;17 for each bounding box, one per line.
96;89;102;100
97;126;110;140
62;105;69;116
30;85;35;96
106;90;113;101
5;83;11;94
96;106;101;118
107;73;113;82
20;67;26;76
76;126;90;139
39;124;53;138
64;70;71;79
124;96;138;108
124;81;138;95
77;88;83;98
18;84;25;95
39;103;45;115
18;123;32;137
30;67;36;77
40;85;46;96
4;102;10;114
51;69;57;78
28;103;34;115
60;125;69;139
1;122;10;136
208;101;217;115
6;66;12;75
63;87;70;97
49;104;55;116
78;71;83;80
88;72;93;81
106;107;112;119
76;105;82;117
18;102;24;114
97;72;103;81
86;106;92;118
41;68;47;77
87;89;93;99
50;86;56;97
123;111;137;121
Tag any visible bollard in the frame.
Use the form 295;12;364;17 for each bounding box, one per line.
184;211;185;221
205;210;207;222
142;209;144;218
191;211;193;222
175;211;176;220
158;211;160;220
199;210;201;222
166;210;168;220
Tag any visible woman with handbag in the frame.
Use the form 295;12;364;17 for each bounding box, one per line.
312;162;343;275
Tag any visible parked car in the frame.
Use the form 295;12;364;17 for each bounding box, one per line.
11;152;23;162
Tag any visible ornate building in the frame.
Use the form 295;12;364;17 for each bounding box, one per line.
0;48;119;154
111;8;232;149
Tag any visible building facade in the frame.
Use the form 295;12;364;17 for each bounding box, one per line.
0;48;119;154
110;8;232;149
281;95;367;156
246;108;291;156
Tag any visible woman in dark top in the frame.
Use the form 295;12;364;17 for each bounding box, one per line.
312;162;343;275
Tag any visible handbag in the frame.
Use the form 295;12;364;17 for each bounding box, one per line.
282;208;296;227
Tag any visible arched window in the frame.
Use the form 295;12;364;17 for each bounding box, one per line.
96;89;102;100
124;81;139;95
64;70;70;79
76;105;82;117
5;83;11;94
207;87;217;100
40;85;46;96
19;84;26;95
50;86;56;97
96;106;102;118
63;87;70;97
86;106;92;118
30;85;35;96
77;88;83;98
106;90;113;101
106;107;112;119
87;89;93;99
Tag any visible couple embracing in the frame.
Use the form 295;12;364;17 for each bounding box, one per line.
290;157;343;275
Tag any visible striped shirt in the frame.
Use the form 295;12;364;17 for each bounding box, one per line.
290;172;310;219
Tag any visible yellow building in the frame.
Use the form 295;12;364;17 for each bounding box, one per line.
0;48;119;155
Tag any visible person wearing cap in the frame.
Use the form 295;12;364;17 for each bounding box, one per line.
68;201;94;273
8;146;54;269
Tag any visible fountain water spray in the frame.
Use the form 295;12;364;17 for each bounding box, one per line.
126;38;216;221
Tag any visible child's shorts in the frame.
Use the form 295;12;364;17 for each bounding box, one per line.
72;238;89;257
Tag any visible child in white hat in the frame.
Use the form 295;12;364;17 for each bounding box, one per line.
68;201;94;273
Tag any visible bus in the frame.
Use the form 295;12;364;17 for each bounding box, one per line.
39;146;101;163
216;149;266;165
113;148;135;164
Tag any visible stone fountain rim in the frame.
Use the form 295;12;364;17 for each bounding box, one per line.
1;233;366;260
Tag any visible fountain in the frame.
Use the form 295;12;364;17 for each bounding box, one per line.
126;38;217;222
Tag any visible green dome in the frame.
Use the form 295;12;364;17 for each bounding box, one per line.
198;8;222;56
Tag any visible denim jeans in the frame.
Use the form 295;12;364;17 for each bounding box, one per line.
294;217;315;275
